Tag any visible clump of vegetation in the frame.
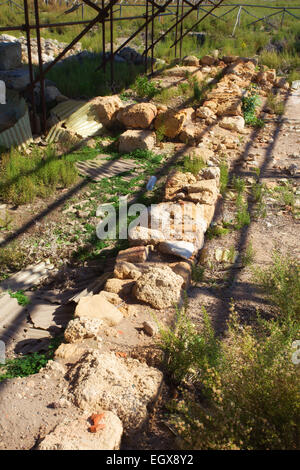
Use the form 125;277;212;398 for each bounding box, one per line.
158;304;220;385
241;242;254;266
182;155;206;176
9;290;30;306
219;160;229;195
165;306;299;450
0;337;62;381
235;193;250;229
232;175;246;194
191;264;205;283
133;75;159;99
0;243;28;279
206;225;230;240
254;251;300;322
0;146;78;205
242;88;265;128
266;92;285;115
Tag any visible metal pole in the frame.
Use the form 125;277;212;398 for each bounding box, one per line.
110;2;114;89
151;0;154;75
102;0;106;72
24;0;37;134
33;0;46;133
145;0;149;73
179;0;184;59
174;0;180;59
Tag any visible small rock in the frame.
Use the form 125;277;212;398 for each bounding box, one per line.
143;320;158;337
158;240;195;260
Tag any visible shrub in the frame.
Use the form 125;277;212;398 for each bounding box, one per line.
158;304;220;385
254;251;300;322
164;306;300;450
182;155;206;176
133;75;158;99
242;89;265;128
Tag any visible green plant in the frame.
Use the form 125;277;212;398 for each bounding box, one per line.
133;75;158;99
156;125;166;143
192;264;205;283
167;307;300;450
254;251;300;322
266;92;285;115
182;155;206;176
9;290;30;306
158;304;220;385
219;160;229;195
242;88;265;128
232;175;246;194
235;193;250;229
206;225;230;240
241;242;254;266
0;146;78;205
0;336;63;381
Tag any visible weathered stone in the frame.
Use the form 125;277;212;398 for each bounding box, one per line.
75;295;123;326
276;77;289;90
0;81;5;104
219;115;245;133
116;246;150;263
64;317;104;343
196;106;217;120
154;109;187;138
113;261;141;280
200;55;215;66
143;320;158;337
179;124;203;145
170;261;192;288
104;278;135;296
99;290;123;305
128;225;165;246
38;411;123;450
222;55;239;64
133;265;183;309
91;95;123;127
201;166;220;186
54;343;91;362
164;170;196;201
45;86;61;104
68;350;163;432
118;129;156;152
183;55;199;66
117;102;157;129
158;240;195;260
0;42;22;70
187;179;218;205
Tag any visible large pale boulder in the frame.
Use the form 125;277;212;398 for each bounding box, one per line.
158;241;195;260
68;350;163;432
38;412;123;450
90;95;123;127
183;55;199;66
118;129;156;152
64;317;104;343
117;102;157;129
219;115;245;133
133;265;184;309
128;225;165;246
75;294;123;326
154;109;187;138
0;42;22;70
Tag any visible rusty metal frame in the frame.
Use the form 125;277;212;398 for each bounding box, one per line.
0;0;227;134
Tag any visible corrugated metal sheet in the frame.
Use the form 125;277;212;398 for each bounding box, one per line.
0;99;33;149
47;99;104;142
